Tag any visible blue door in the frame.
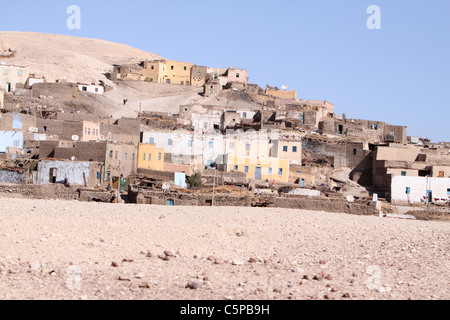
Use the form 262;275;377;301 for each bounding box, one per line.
427;190;432;203
301;178;305;187
255;167;262;180
167;199;174;206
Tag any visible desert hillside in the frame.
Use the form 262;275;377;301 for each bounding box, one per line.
0;32;264;117
0;31;161;85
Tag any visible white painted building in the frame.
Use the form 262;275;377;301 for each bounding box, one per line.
141;130;224;167
0;131;23;153
27;78;45;88
192;111;222;134
391;175;450;204
235;110;256;120
78;84;104;95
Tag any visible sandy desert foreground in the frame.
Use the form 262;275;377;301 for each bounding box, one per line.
0;196;448;300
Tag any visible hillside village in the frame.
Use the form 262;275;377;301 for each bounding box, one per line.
1;38;449;214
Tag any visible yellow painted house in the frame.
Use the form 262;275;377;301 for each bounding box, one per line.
223;132;290;182
275;138;302;165
223;131;273;158
140;59;194;85
226;154;289;182
141;60;166;83
138;143;165;171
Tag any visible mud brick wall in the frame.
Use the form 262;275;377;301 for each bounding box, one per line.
78;189;114;202
32;83;78;101
136;168;175;181
54;141;107;162
270;197;378;215
0;184;79;200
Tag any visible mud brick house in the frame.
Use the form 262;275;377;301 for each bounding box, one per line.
302;136;368;169
112;64;143;81
0;64;29;93
39;140;138;183
36;118;100;142
100;117;140;144
319;117;407;145
190;65;207;87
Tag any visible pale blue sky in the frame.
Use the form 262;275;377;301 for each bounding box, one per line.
1;0;449;141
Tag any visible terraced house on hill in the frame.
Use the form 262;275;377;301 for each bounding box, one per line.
140;59;194;85
0;64;29;93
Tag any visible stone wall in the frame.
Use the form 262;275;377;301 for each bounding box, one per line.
0;183;79;200
129;187;252;207
32;83;79;101
0;170;27;184
201;170;248;186
270;197;379;215
135;168;175;181
78;188;114;202
0;183;115;203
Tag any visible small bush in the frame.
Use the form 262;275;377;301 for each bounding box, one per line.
186;172;203;189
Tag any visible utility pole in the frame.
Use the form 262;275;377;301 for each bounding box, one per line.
117;160;121;203
212;167;216;207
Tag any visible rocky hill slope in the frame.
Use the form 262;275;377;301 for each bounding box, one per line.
0;32;264;117
0;31;161;85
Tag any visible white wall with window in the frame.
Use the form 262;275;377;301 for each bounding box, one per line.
391;176;450;204
78;84;104;95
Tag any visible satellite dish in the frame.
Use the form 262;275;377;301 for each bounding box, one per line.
113;139;118;144
346;195;355;203
71;156;76;161
72;135;79;141
281;84;288;90
162;182;170;191
29;127;38;133
96;138;100;143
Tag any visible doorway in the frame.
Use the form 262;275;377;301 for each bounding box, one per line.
255;167;262;180
427;190;432;203
49;168;57;183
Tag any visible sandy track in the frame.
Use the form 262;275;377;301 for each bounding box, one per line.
0;196;448;300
